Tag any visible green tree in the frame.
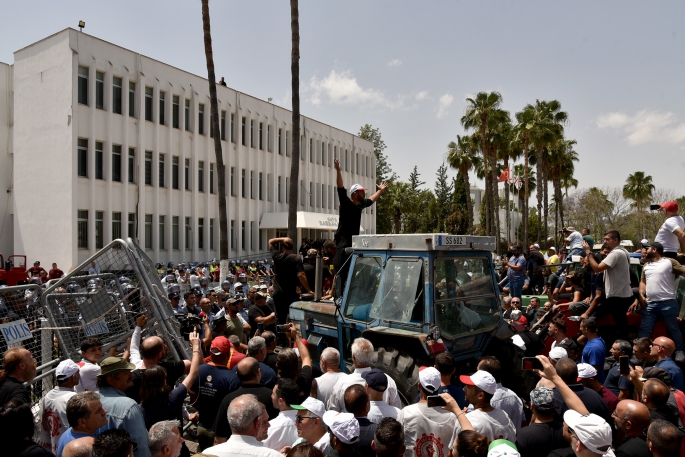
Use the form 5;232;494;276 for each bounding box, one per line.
405;166;426;233
432;163;453;232
623;171;655;239
359;124;395;234
447;134;480;233
287;0;301;241
461;92;503;238
201;0;228;259
448;174;469;234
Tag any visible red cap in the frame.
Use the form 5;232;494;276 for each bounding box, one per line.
210;336;231;355
659;201;678;212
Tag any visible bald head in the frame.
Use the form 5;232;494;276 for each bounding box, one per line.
236;357;260;383
653;337;675;357
140;336;164;361
555;358;579;385
615;400;650;437
643;379;670;409
63;436;95;457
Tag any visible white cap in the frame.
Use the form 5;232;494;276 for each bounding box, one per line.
419;367;441;395
549;347;568;361
510;310;523;320
488;440;520;457
548;246;556;251
323;411;359;444
349;184;366;196
460;370;497;395
511;334;527;350
533;244;540;249
56;359;80;381
563;410;614;456
577;363;598;379
292;397;326;418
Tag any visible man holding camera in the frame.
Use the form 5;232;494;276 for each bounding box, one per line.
269;237;313;328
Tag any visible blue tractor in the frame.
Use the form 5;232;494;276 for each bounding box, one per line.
289;233;510;403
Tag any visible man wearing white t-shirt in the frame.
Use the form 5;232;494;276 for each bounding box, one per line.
652;200;685;261
397;367;456;457
637;242;685;363
311;348;347;406
450;370;516;443
38;360;79;454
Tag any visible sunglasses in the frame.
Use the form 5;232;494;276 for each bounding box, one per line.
296;416;317;423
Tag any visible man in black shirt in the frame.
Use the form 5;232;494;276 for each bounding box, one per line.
529;245;547;294
516;386;567;457
552;358;611;424
248;292;277;334
332;158;387;292
124;336;188;403
0;348;36;405
613;400;652;457
212;357;279;444
269;237;312;326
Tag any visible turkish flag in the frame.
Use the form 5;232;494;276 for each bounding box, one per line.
498;167;510;183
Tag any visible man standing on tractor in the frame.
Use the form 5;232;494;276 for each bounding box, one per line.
333;158;387;294
652;200;685;262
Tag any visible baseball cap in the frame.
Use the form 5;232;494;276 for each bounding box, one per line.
511;334;527;350
55;359;80;381
323;411;359;444
488;440;519;457
548;246;556;252
512;244;522;250
361;368;388;392
168;292;180;300
577;363;598;380
510;310;523;320
418;367;441;395
648;241;664;252
291;397;326;418
349;184;366;196
98;357;135;377
640;239;649;248
563;410;614;456
459;370;497;395
530;387;554;408
654;200;678;212
307;249;318;258
212;315;227;328
640;366;670;385
210;336;231;356
549;347;568;361
533;244;540;249
256;291;268;300
562;226;575;232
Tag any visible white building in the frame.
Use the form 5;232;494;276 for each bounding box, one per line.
0;29;376;270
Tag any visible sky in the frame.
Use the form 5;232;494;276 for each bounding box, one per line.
1;1;684;197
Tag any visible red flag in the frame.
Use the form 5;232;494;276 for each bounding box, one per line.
498;167;510;183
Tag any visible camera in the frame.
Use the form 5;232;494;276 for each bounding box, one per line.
276;324;289;333
176;313;202;340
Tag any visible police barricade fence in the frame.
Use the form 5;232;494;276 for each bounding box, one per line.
40;238;190;366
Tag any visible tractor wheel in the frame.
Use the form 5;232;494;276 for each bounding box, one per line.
372;347;420;405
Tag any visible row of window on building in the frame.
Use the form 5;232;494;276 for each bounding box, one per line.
77;65;373;177
77;211;271;253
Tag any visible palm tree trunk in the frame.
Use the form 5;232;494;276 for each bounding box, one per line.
491;146;501;248
287;0;300;242
543;165;549;246
479;119;491;236
201;0;228;260
523;137;530;245
463;169;473;234
504;153;510;241
536;147;543;245
557;179;566;230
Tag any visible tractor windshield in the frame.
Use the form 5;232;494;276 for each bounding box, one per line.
344;256;382;321
368;257;424;324
433;256;500;339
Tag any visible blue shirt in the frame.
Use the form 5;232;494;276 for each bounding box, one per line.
582;337;607;383
190;364;241;429
57;428;95;457
438;384;467;409
656;357;684;391
604;361;634;397
507;255;526;282
97;386;151;457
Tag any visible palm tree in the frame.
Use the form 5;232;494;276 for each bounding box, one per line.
623;171;655;239
548;139;578;239
201;0;228;259
510;164;536;242
461;92;503;238
447;135;479;233
287;0;301;241
513;106;536;245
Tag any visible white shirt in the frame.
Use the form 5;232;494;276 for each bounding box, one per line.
314;371;347;406
38;387;76;454
74;360;100;392
368;400;400;423
204;434;283;457
602;247;633;298
655;216;685;253
567;231;584;250
491;384;524;432
644;258;678;302
88;267;100;275
327;367;402;411
292;433;332;456
262;410;298;451
450;408;516;444
129;326;144;369
397;403;455;457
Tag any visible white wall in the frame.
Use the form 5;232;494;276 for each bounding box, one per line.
0;62;13;259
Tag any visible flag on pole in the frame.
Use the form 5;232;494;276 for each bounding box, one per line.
498;167;510;183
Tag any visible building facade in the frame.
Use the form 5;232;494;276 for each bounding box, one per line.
1;29;375;270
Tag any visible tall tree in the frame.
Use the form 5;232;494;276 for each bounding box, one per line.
447;134;479;233
448;174;469;234
404;166;426;233
433;162;453;232
461;92;503;238
201;0;228;259
287;0;301;241
514;106;535;245
623;171;655;239
359;124;395;234
548;139;578;238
